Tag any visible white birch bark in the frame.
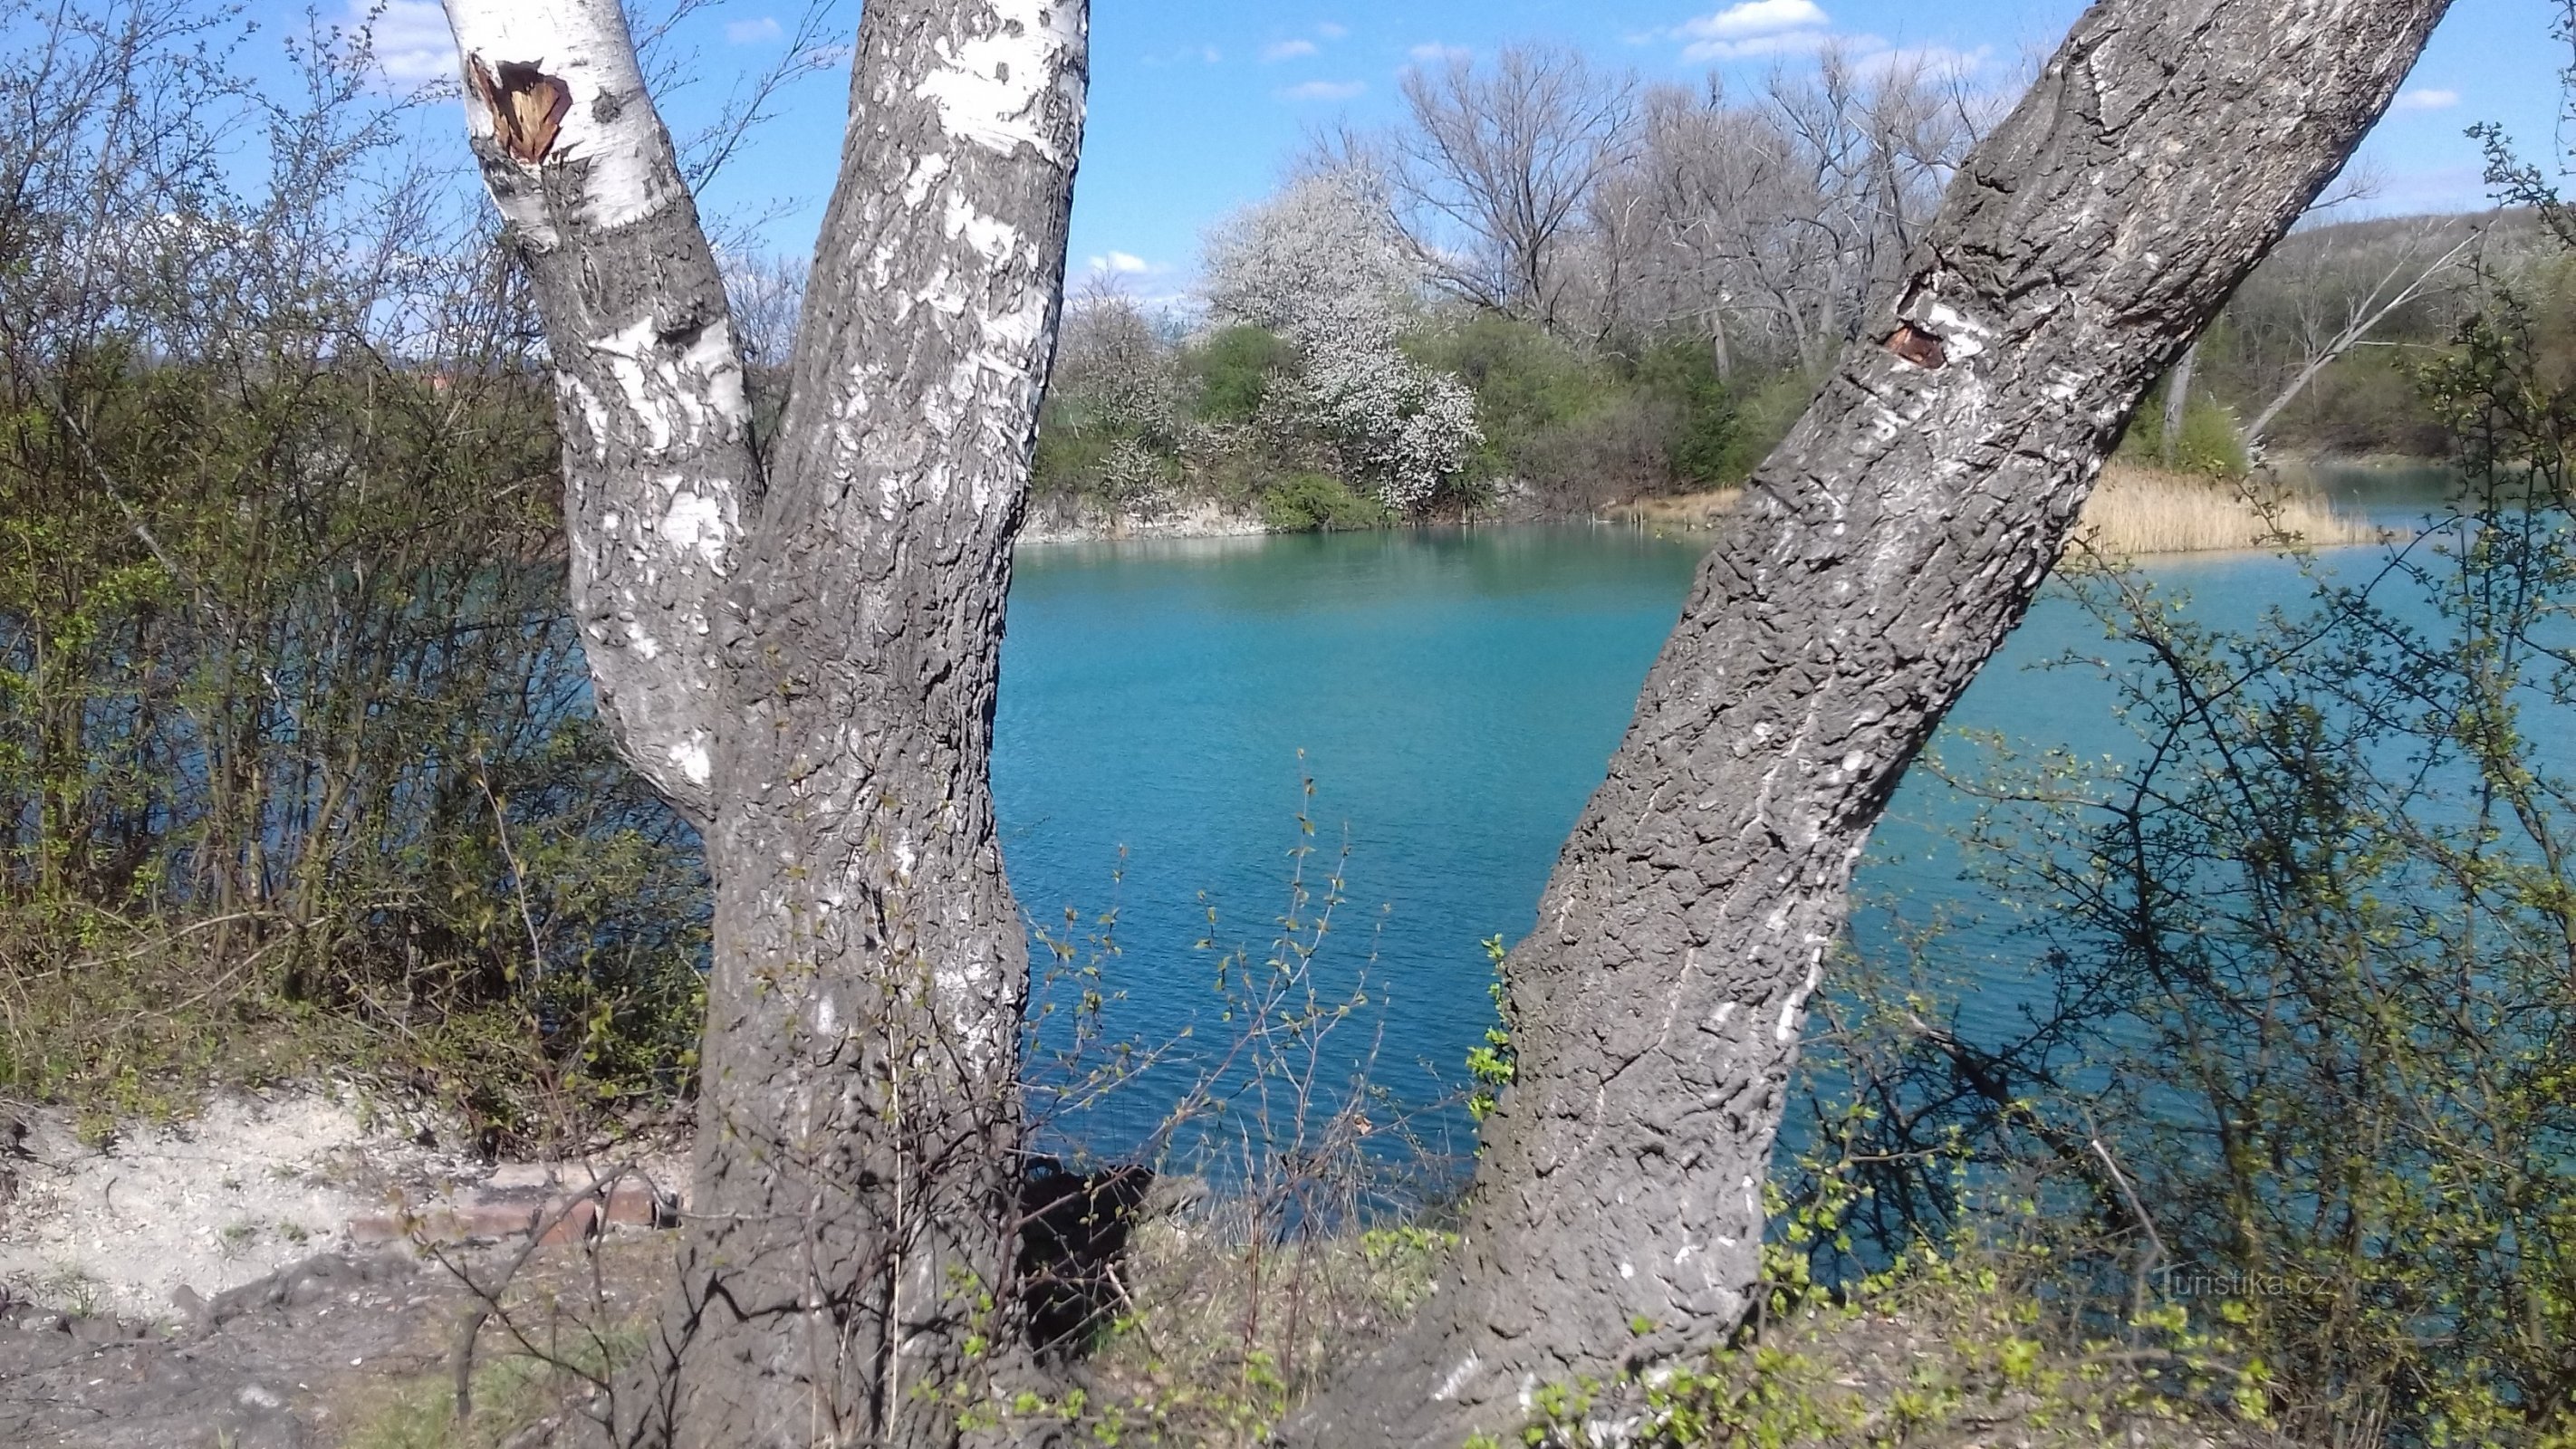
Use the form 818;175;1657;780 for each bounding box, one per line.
442;0;755;825
666;0;1088;1435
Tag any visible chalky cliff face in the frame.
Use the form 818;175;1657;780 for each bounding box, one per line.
439;0;1089;1443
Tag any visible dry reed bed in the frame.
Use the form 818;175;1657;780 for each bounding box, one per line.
1607;461;2392;557
2074;460;2388;555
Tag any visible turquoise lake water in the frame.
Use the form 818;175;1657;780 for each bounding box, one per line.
991;475;2475;1164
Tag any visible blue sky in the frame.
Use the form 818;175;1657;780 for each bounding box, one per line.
341;0;2554;297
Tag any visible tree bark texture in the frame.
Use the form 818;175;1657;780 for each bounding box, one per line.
440;2;1086;1444
1286;3;2448;1445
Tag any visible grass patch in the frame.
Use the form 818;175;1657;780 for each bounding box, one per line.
1485;1238;2271;1448
344;1354;582;1449
996;1204;1455;1447
1595;464;2385;561
985;1194;2278;1449
1603;486;1744;531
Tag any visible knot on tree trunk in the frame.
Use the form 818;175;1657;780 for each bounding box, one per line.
1885;321;1949;370
467;56;572;166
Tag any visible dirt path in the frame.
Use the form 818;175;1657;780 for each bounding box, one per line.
2;1251;453;1447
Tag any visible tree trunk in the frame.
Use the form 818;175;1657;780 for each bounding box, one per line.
440;0;756;827
437;2;1087;1444
2161;338;2199;465
1283;3;2448;1445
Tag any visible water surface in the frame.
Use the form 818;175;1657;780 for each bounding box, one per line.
991;500;2479;1160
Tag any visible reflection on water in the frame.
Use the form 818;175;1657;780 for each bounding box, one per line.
2292;458;2472;527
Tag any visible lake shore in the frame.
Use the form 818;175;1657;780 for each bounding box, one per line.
1021;496;1272;545
1023;456;2429;554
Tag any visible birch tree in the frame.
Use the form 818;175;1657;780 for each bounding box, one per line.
1286;1;2452;1444
1379;43;1639;331
2242;214;2482;453
435;0;1085;1444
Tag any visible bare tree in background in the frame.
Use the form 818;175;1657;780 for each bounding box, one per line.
1620;49;1985;376
2241;213;2484;453
1285;1;2454;1444
2162;159;2391;463
434;1;1086;1445
1373;43;1639;331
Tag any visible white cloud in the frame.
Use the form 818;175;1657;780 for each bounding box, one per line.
1686;0;1830;43
1279;79;1366;101
1670;0;1837;62
1264;38;1321;62
1409;42;1472;63
347;0;453;86
1318;22;1350;40
726;16;784;44
1684;30;1832;62
1089;252;1152;275
1665;5;1990;77
2393;87;2460;111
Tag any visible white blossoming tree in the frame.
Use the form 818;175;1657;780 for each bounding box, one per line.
1202;169;1481;510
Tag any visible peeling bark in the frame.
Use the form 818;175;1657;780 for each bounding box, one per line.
1284;3;2450;1445
438;1;1086;1444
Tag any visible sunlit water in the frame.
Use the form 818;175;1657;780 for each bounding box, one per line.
991;470;2494;1168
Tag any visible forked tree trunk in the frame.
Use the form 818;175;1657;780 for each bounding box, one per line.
438;2;1087;1444
1287;2;2449;1445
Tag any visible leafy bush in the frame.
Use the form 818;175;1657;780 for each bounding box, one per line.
1258;473;1390;532
1633;339;1743;488
2116;389;2252;476
0;5;706;1145
1409;314;1610;483
1184;325;1294;424
1805;233;2576;1448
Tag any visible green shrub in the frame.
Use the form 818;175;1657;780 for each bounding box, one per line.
1713;368;1824;484
2170;394;2251;475
2114;384;2250;477
1258;472;1389;532
1634;339;1743;488
1409;314;1614;483
1184;324;1295;423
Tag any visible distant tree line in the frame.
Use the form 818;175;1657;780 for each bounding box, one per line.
1035;43;2545;531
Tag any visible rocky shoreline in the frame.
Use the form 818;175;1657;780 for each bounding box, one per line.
1018;496;1272;545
